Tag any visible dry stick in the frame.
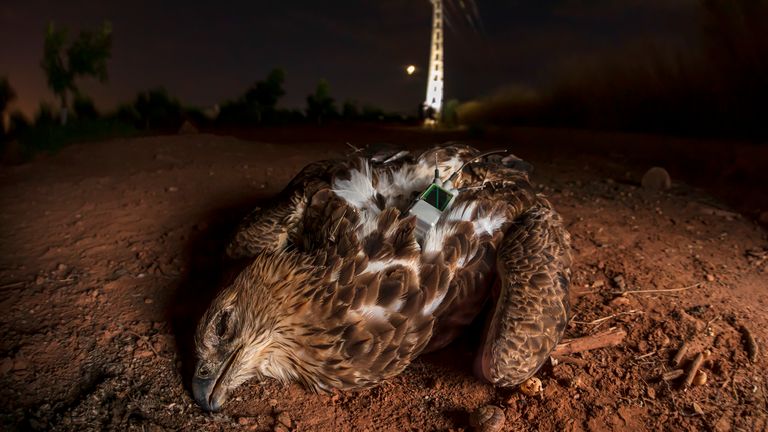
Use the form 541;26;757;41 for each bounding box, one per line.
0;281;25;290
683;353;705;387
571;310;642;326
740;325;759;362
551;328;627;357
672;340;690;368
662;369;685;381
550;354;588;367
618;282;703;296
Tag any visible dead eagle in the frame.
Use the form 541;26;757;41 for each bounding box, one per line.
193;144;571;411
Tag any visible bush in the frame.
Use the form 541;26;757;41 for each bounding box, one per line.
133;88;182;130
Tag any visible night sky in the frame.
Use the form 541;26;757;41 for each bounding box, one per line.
1;0;698;117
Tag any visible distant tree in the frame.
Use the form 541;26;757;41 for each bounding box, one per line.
8;111;29;136
73;93;99;120
0;77;16;116
133;88;182;129
244;68;285;123
441;99;460;127
0;77;17;134
40;21;112;125
34;102;57;126
342;99;360;120
361;104;385;121
306;79;337;125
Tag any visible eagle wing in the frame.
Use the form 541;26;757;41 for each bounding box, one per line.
457;158;571;386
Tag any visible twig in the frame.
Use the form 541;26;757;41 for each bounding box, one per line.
0;281;25;290
617;282;703;295
672;340;690;368
550;354;588;367
571;310;642;326
552;328;627;356
662;369;685;381
635;351;657;361
683;353;704;387
345;142;363;155
741;325;759;362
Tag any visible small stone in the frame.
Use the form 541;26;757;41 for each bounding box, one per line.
133;349;153;359
706;274;715;282
276;412;291;428
610;296;631;307
519;377;543;396
647;387;656;399
144;298;154;304
178;120;199;135
268;399;278;407
591;280;605;288
166;186;179;192
569;376;583;389
56;263;68;272
641;167;671;190
35;275;45;285
238;417;254;425
612;275;626;290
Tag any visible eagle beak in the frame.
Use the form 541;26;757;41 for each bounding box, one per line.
192;347;241;412
192;374;222;412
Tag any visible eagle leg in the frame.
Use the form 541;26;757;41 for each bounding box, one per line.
474;204;571;386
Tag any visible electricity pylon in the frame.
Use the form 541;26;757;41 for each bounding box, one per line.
423;0;444;125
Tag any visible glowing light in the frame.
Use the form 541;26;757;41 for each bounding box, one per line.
406;65;416;75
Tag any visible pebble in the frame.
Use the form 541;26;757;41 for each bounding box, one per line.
166;186;179;192
706;274;715;282
144;298;154;304
612;275;626;290
133;349;153;359
641;167;671;190
276;412;292;429
609;296;631;307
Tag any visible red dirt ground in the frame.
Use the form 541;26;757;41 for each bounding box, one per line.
0;126;766;431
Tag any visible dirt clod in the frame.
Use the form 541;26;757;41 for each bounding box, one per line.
276;412;292;429
641;166;672;190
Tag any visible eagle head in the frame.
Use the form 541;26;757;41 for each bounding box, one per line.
192;251;314;411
